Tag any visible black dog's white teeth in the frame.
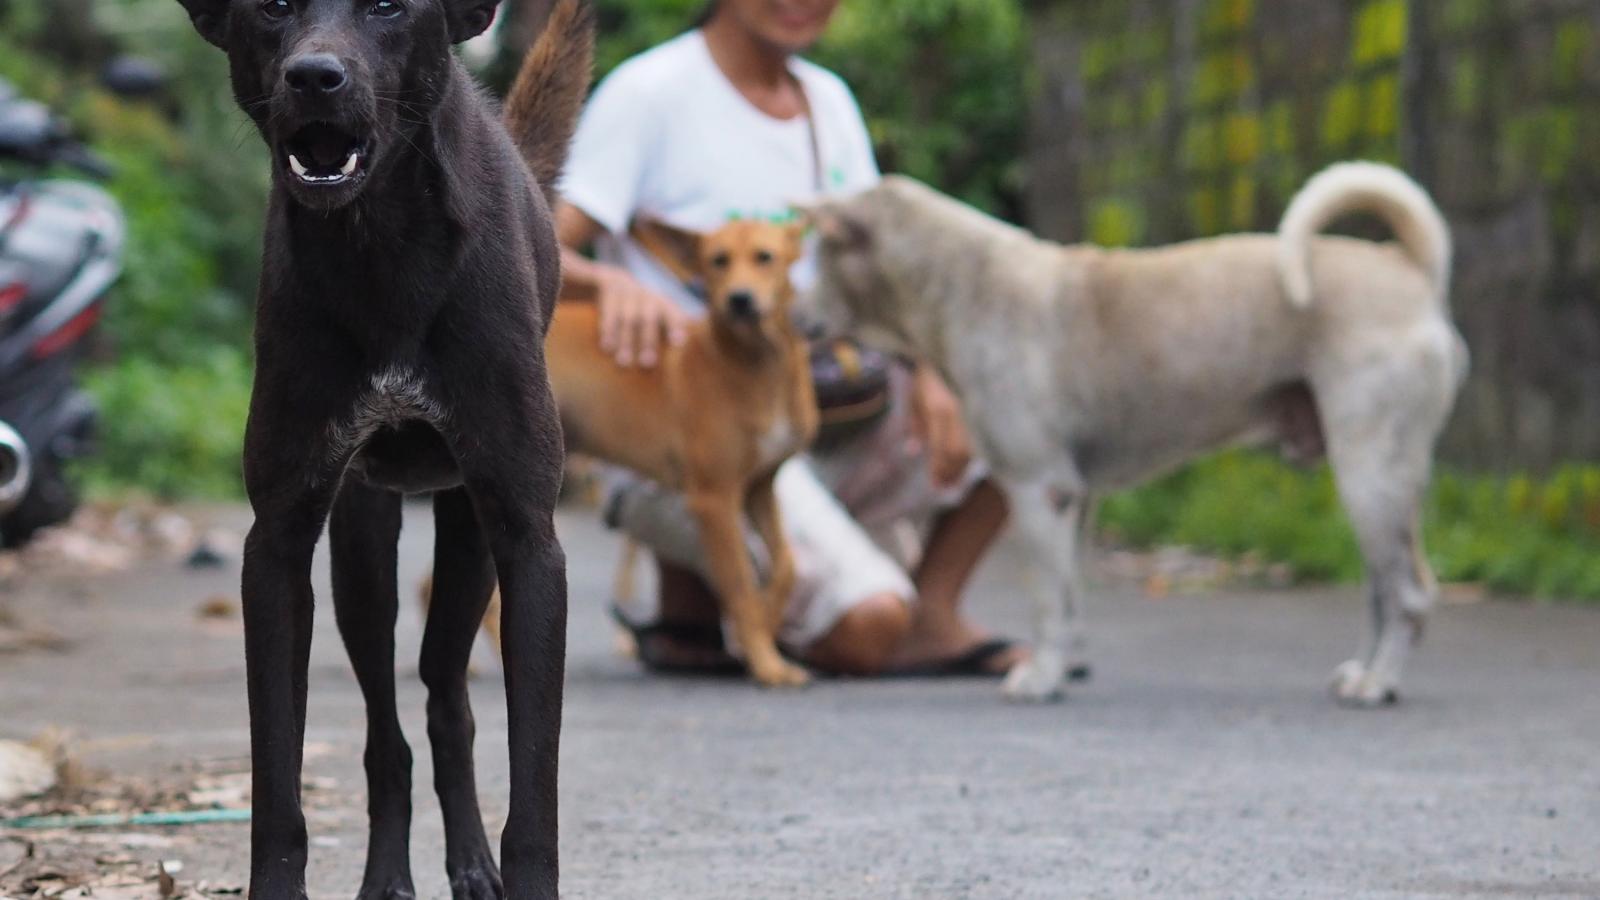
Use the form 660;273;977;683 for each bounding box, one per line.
287;148;362;185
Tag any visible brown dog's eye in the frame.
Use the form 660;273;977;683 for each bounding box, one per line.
754;250;774;265
261;0;292;19
370;0;402;17
711;252;731;269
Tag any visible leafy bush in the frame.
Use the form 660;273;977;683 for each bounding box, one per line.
1100;452;1600;602
2;0;263;499
75;349;251;499
816;0;1027;217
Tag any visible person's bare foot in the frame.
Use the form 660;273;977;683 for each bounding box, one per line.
887;609;1029;675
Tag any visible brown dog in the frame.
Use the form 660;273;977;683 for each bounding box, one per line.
426;217;818;687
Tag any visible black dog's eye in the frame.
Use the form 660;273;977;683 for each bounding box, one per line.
754;250;775;265
710;252;731;269
260;0;292;19
370;0;403;17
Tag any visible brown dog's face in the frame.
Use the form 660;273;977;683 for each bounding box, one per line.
641;218;807;341
697;219;807;333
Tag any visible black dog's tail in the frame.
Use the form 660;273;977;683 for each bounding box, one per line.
504;0;596;209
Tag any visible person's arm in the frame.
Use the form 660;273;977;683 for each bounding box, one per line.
556;202;689;369
909;362;976;489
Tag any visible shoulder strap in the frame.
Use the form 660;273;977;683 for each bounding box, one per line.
799;75;824;193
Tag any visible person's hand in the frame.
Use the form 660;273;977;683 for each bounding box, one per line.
910;364;975;489
595;267;691;368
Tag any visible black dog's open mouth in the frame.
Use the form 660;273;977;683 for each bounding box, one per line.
281;122;370;187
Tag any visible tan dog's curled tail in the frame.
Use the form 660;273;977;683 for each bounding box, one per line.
1277;162;1452;311
503;0;596;209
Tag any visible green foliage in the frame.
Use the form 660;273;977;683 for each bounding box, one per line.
591;0;707;75
2;0;263;498
74;350;251;499
1100;452;1600;601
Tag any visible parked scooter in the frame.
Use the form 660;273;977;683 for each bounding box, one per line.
0;75;127;545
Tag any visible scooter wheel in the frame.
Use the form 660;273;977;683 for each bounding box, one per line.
1;459;77;548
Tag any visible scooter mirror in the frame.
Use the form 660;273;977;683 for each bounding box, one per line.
100;56;168;99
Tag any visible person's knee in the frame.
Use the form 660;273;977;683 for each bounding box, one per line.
807;593;911;676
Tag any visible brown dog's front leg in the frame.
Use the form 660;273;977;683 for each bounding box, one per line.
687;488;810;688
745;470;794;636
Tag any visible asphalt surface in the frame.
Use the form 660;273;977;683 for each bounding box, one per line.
3;502;1599;899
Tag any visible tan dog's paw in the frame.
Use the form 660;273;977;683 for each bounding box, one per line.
1330;660;1398;707
1002;656;1066;703
752;658;812;689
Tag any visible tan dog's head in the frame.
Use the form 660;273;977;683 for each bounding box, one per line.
793;179;912;355
797;176;978;358
637;217;808;344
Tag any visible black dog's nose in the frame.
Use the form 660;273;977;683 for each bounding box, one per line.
285;54;349;96
726;291;758;318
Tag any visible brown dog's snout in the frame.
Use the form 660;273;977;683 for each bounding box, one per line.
725;290;759;319
285;53;349;97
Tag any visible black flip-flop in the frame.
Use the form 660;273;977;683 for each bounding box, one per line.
883;638;1022;679
609;605;746;676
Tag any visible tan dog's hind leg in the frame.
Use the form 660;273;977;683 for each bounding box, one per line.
1317;332;1455;706
745;471;794;635
687;488;810;688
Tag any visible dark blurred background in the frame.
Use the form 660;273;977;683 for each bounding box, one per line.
2;0;1597;600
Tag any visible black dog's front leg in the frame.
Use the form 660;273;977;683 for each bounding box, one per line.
421;486;503;899
447;375;568;900
242;491;337;899
330;481;416;900
240;354;354;900
487;508;566;899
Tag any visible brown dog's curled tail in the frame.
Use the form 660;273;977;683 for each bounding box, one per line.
504;0;596;209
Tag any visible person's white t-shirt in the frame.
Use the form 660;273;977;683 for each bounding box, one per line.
560;30;880;311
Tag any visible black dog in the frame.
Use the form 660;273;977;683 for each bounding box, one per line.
171;0;592;896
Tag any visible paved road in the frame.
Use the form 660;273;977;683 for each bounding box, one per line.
3;503;1599;898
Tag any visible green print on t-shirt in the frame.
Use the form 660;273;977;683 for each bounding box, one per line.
724;209;803;224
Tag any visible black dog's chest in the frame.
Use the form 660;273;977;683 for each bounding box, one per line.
338;367;463;493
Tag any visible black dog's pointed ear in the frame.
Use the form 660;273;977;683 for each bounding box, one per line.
446;0;505;43
175;0;228;48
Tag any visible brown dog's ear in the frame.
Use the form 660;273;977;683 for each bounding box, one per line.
175;0;228;48
782;218;809;257
631;217;705;283
446;0;506;43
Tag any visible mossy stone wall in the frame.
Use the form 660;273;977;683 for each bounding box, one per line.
1027;0;1600;468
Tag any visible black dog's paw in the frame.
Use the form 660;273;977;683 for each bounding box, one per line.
1067;663;1093;683
448;863;505;900
356;878;417;900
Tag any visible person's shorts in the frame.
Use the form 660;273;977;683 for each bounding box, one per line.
604;367;985;650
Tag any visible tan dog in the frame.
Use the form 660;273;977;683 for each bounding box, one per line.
806;163;1468;705
426;218;818;687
